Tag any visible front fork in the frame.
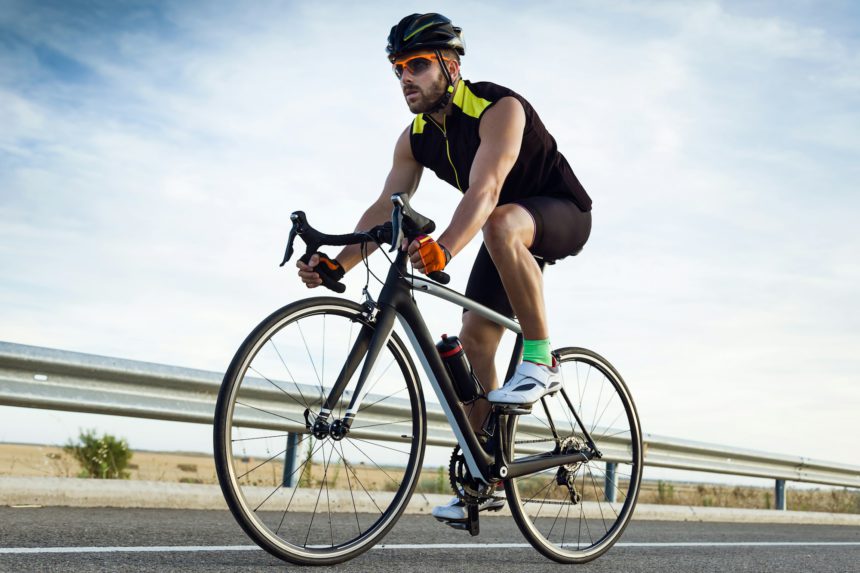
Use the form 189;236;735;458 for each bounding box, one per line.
309;299;396;440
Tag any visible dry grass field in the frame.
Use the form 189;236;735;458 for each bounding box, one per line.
0;443;220;484
2;443;857;514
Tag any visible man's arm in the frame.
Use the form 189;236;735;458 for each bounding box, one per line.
297;126;423;287
435;97;525;257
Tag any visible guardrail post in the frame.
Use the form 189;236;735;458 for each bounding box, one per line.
604;462;618;503
283;433;300;487
775;479;786;510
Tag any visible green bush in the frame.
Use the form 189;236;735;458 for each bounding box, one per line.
64;429;133;479
656;481;675;504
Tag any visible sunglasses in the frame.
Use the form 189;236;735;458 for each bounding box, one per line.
392;53;449;79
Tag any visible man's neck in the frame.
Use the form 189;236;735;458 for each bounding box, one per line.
427;78;460;124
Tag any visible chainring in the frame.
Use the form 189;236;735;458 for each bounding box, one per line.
448;446;495;504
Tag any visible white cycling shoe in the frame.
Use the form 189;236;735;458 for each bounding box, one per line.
487;360;562;405
431;496;506;523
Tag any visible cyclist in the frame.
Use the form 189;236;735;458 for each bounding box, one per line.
297;13;592;524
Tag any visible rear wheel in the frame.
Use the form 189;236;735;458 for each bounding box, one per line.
505;347;642;563
214;297;426;565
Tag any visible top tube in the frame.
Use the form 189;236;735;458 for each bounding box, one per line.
406;274;521;334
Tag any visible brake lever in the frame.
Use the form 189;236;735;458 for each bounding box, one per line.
279;212;303;267
390;199;404;252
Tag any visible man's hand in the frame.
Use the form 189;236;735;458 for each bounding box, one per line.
405;234;451;274
296;253;344;288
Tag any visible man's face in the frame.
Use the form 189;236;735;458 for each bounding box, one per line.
395;53;450;114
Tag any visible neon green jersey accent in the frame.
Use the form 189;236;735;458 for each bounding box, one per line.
452;81;492;119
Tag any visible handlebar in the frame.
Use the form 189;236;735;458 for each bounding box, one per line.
280;194;451;292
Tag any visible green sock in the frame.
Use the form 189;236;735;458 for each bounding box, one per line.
522;338;552;366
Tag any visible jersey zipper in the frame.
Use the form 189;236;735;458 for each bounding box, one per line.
426;114;464;193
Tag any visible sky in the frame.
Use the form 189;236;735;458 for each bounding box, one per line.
1;1;859;479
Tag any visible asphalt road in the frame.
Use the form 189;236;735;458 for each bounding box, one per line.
1;507;859;572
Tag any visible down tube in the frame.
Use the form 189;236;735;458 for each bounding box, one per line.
393;300;493;483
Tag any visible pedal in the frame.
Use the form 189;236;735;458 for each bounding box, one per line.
467;503;480;536
434;505;481;536
495;405;532;415
435;518;469;530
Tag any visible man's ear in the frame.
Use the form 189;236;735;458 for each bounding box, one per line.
447;58;460;80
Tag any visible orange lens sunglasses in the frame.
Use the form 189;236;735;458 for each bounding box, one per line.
392;53;449;79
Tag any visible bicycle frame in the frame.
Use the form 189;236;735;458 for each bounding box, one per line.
312;247;598;485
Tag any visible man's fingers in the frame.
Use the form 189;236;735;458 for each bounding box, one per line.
411;253;424;269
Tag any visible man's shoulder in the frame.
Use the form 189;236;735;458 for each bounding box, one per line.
463;80;517;101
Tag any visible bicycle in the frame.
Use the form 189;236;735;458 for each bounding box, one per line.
214;193;643;565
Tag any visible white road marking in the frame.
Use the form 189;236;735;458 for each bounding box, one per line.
2;542;860;554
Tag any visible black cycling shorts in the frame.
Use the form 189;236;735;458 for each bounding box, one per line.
464;196;592;319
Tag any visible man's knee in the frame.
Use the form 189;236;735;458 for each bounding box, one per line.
482;204;533;251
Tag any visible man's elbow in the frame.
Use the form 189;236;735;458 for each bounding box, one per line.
469;178;503;203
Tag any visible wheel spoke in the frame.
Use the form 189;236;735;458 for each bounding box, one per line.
268;339;312;411
336;447;384;514
275;437;326;535
358;356;397;402
248;365;312;412
357;385;406;413
234;400;306;428
350;419;414;430
236;447;287;481
295;321;323;391
337;441;363;536
345;438;405;487
232;433;289;443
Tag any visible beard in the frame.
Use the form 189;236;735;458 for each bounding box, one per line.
404;74;448;114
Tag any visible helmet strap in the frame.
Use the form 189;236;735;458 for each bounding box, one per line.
425;48;455;114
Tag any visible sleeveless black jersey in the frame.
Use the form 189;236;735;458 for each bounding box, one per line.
408;80;591;211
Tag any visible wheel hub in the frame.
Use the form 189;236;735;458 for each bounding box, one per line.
311;418;330;440
329;419;349;441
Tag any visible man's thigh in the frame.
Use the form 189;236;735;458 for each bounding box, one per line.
511;196;592;261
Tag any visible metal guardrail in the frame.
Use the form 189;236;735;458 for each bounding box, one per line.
2;341;859;509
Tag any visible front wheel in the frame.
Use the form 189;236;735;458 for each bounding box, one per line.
214;297;426;565
505;347;643;564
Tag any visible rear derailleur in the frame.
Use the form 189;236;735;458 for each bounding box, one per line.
556;435;584;504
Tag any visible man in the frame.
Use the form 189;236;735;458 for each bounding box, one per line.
297;13;592;525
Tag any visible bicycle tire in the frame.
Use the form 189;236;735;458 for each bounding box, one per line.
214;297;426;565
504;347;643;563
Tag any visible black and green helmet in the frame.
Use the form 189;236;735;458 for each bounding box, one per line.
387;13;465;62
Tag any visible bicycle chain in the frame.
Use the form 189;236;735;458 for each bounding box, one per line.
446;434;591;503
500;437;593;505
